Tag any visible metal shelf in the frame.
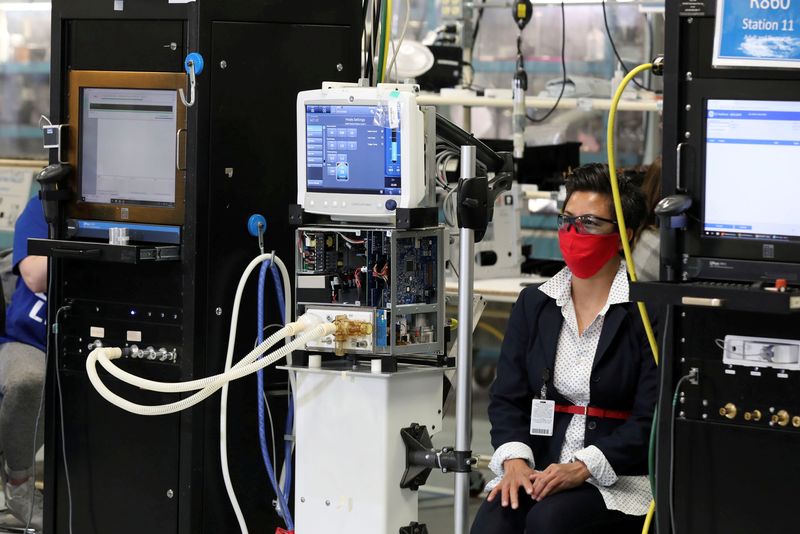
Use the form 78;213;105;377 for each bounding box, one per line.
630;281;800;314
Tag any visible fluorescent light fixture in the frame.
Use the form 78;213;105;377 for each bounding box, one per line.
0;2;51;12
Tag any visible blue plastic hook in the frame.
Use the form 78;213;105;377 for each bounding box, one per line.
184;52;205;76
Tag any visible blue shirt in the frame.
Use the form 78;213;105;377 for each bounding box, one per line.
0;197;48;351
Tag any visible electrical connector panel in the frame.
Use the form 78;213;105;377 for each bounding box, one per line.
722;335;800;372
295;226;445;358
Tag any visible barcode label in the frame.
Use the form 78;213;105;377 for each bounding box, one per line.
530;399;555;437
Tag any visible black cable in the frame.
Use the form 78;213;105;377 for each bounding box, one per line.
25;260;55;531
54;305;74;534
602;0;648;91
464;7;485;89
526;2;566;123
471;6;485;48
447;260;459;279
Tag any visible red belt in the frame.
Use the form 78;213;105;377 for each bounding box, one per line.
555;404;631;420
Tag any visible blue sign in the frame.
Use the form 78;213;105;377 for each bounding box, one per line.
714;0;800;68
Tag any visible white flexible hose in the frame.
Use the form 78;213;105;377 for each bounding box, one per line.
95;315;320;394
219;253;292;534
96;326;289;392
85;324;334;416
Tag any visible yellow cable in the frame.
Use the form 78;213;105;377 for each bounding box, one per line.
606;62;660;534
642;500;655;532
381;0;393;82
607;62;660;366
477;321;505;343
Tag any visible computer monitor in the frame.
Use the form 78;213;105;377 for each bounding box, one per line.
297;83;430;223
704;99;800;243
80;88;178;207
68;71;187;226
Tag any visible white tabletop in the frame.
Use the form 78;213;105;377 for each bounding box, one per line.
445;275;550;304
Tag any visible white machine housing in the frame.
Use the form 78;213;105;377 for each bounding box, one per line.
297;82;434;223
285;364;444;534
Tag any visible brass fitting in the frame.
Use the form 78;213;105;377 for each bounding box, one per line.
793;416;800;428
719;403;737;420
332;315;373;357
771;410;790;427
744;410;762;422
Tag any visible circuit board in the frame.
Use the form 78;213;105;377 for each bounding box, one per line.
395;236;438;305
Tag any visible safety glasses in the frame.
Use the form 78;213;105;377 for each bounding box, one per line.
557;213;618;235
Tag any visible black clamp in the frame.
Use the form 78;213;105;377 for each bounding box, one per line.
400;522;429;534
400;423;476;491
457;177;490;242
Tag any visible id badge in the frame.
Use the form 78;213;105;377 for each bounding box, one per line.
530;399;555;437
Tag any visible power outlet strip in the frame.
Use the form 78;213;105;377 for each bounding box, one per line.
722;335;800;371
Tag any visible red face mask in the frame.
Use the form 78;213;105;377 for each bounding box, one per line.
558;228;620;279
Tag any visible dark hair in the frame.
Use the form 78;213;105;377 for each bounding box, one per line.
563;163;647;232
640;156;662;229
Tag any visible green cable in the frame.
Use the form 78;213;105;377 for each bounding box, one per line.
376;0;388;83
648;411;657;497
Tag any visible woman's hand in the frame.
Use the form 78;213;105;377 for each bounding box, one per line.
487;458;535;509
529;461;590;501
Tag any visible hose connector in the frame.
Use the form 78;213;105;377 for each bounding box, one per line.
286;312;328;336
100;347;123;359
332;315;373;357
651;55;665;76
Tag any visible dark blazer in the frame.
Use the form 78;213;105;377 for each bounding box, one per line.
488;284;659;476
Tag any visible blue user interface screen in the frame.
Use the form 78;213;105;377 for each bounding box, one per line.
715;0;800;67
704;99;800;241
306;105;401;195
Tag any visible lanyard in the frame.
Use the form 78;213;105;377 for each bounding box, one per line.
540;367;550;401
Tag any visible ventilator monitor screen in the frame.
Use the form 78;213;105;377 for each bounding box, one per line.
79;88;178;207
704;99;800;242
305;104;401;196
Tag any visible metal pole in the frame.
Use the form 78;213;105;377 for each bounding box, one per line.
454;145;477;534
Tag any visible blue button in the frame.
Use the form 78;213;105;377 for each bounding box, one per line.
385;199;397;211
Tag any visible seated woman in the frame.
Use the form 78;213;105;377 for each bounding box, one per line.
471;164;657;534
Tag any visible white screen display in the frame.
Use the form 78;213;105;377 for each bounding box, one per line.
80;88;177;207
705;99;800;241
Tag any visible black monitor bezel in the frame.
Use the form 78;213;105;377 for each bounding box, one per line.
682;84;800;264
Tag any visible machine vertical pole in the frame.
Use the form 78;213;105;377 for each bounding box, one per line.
454;145;477;534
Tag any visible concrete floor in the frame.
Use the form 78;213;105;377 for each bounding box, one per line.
418;386;493;534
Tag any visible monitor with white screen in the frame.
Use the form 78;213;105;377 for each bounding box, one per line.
297;84;430;223
80;88;178;207
704;99;800;242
